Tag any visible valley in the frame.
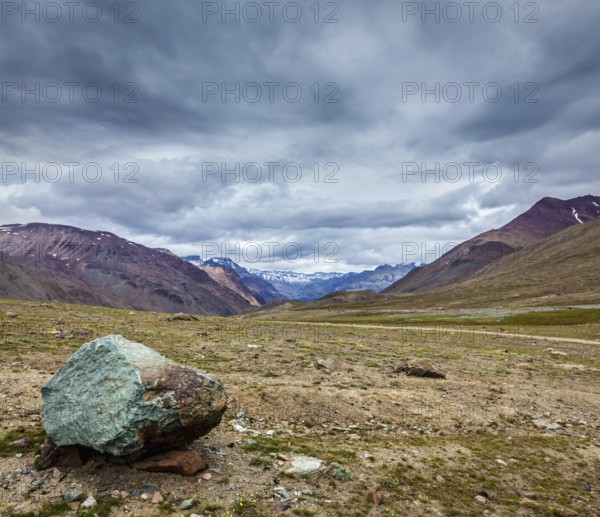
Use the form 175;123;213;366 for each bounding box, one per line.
0;299;598;516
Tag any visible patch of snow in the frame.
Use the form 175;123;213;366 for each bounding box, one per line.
571;207;583;224
593;201;599;207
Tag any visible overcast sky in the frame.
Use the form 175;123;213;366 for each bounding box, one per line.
1;0;598;272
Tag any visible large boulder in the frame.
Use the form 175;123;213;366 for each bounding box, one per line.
41;335;227;462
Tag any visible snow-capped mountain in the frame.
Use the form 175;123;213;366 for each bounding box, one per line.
182;256;285;304
183;256;418;301
254;263;419;300
247;269;346;299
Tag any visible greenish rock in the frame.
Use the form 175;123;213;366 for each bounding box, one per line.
63;489;83;502
180;498;197;509
42;335;227;461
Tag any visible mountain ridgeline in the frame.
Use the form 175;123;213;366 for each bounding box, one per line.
183;257;419;302
383;195;600;295
1;195;598;316
0;223;256;315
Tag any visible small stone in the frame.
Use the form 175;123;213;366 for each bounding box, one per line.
284;455;325;478
52;467;65;481
475;495;487;504
10;438;32;448
314;358;344;372
276;454;290;462
142;485;159;493
367;491;382;505
120;491;129;499
406;360;446;379
496;459;508;467
242;438;257;446
63;489;83;503
516;362;535;370
6;312;18;318
517;491;536;499
80;496;97;509
180;498;196;510
201;472;212;481
15;453;23;458
562;509;579;517
436;475;446;483
274;503;291;511
151;492;164;504
140;493;149;501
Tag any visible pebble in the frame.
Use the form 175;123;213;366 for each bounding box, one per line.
80;496;97;509
496;459;508;467
180;498;196;510
63;489;83;502
201;472;212;481
367;490;382;505
475;495;487;504
151;492;164;504
10;438;32;447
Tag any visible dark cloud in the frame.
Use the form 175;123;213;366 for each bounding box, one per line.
0;0;599;271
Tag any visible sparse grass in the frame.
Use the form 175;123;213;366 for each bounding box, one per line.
0;299;598;516
0;425;46;457
7;501;70;517
502;308;600;326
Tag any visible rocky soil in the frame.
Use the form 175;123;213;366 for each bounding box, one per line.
0;300;598;516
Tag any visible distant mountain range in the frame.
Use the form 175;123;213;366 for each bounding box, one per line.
0;223;256;315
183;257;285;304
182;256;419;301
245;194;600;316
384;195;600;295
2;195;597;316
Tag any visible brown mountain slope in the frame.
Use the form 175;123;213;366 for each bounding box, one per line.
199;266;262;307
0;223;256;315
248;215;600;318
423;215;600;307
384;195;600;294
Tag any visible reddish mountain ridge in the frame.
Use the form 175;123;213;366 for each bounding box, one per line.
384;195;600;294
0;223;256;315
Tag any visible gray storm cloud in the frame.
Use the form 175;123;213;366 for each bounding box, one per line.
0;0;598;271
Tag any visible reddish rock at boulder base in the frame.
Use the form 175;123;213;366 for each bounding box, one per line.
131;450;207;476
